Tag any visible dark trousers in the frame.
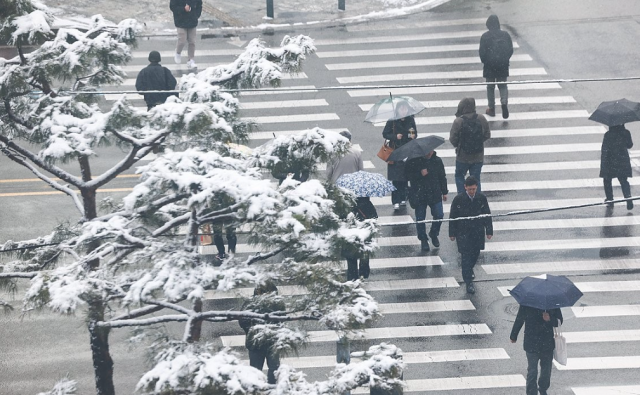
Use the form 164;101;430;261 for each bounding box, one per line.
455;161;483;195
414;201;444;240
486;77;508;109
391;181;408;204
249;348;280;384
603;177;631;200
347;253;370;281
526;350;553;395
213;227;237;256
461;249;480;284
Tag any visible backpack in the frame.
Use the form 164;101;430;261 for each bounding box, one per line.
486;33;511;66
459;114;484;155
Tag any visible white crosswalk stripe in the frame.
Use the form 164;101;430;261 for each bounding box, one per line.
353;375;525;393
336;67;546;84
347;81;558;97
498;281;640;297
317;42;520;58
327;54;533;71
313;30;486;46
346;17;487;32
572;386;640;395
360;95;575;111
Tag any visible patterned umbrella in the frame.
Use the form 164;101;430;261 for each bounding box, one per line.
364;94;426;123
335;171;396;197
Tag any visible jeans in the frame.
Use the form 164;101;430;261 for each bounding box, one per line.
347;253;370;281
461;249;480;284
213;226;237;256
391;181;408;204
603;177;631;200
486;77;508;109
526;350;553;395
176;27;197;59
249;348;280;384
414;201;444;240
455;161;483;194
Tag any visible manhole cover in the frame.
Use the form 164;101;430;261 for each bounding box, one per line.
504;302;520;317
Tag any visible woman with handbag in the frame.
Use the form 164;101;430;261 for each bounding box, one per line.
382;101;417;210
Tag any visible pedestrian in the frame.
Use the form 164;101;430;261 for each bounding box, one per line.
238;281;285;384
510;305;563;395
213;225;237;260
169;0;203;69
448;176;493;294
135;51;178;111
449;97;491;194
382;101;417;211
326;130;364;183
344;197;378;281
479;14;514;119
600;124;634;209
405;150;448;252
271;163;309;185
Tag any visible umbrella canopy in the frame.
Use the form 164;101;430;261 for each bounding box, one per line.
387;135;445;163
588;98;640;126
364;95;426;123
335;171;396;197
509;274;583;310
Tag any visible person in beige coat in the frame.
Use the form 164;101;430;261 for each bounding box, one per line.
449;97;491;194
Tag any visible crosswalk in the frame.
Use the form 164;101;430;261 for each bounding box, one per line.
108;15;640;395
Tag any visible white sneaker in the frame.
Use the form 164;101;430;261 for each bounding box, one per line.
393;203;400;211
186;59;197;69
174;53;182;64
400;200;407;206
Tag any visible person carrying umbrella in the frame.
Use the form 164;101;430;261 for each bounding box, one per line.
382;100;418;211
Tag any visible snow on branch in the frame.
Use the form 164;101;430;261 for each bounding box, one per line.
36;376;77;395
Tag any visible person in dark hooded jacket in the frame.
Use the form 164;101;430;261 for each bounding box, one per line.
170;0;203;69
135;51;178;110
600;124;634;209
479;15;513;119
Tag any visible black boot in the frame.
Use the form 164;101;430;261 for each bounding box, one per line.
428;232;440;248
627;198;634;210
420;239;430;252
501;104;509;119
466;283;476;294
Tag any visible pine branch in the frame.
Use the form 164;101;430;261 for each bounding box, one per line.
3;99;32;129
244;245;288;266
86;146;150;190
111;305;164;321
152;212;192;237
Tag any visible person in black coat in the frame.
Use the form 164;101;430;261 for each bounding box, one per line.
382;101;417;210
135;51;178;110
345;197;378;280
448;176;493;294
510;305;563;395
479;14;513;119
169;0;203;69
600;124;634;209
405;151;448;251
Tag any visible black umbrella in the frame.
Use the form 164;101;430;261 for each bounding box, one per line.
387;135;445;163
588;98;640;126
508;274;583;310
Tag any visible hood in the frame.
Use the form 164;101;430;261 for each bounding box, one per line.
455;97;476;117
486;14;500;31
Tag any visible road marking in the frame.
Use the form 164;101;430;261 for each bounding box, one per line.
242;113;340;123
119;62;225;73
0;188;132;198
564;329;640;344
353;375;525;393
346;17;488;32
360;96;575;111
313;30;485;46
317;160;375;170
572;305;640;318
447;160;600;174
410;109;589;125
249;128;346;140
0;174;140;184
328;54;533;70
572;385;640;395
120;72;308;86
131;49;243;58
483;259;640;275
239;85;318;95
555;356;640;370
379;300;475;314
493;216;640;231
318;42;519;58
348;81;556;97
368;197;600;212
220;323;492;346
486;236;640;253
439;141;600;156
498;281;640;297
337;67;546;84
240;99;328;109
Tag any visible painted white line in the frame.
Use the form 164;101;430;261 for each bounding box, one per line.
242;113;339;123
486;237;640;253
460;176;640;193
240;85;317;96
316;160;375;170
328;54;533;71
318;42;519;59
483;258;640;275
564;329;640;344
369;197;602;212
555;356;640;370
379;300;474;314
412;109;589;125
447;160;600;174
313;30;485;46
131;49;243;58
572;385;640;395
240;99;328;109
119;62;225;73
360;96;575;111
120;72;307;86
353;374;525;393
493;216;640;231
249;128;345;140
221;323;492;346
346;17;488;32
337;67;546;84
348;81;554;97
498;281;640;297
439;141;600;157
366;255;446;268
572;305;640;318
408;126;604;142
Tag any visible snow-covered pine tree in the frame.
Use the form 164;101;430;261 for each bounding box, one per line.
0;1;405;394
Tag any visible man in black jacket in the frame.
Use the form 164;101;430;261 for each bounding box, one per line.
170;0;203;69
510;305;563;395
479;14;513;119
135;51;178;110
405;150;448;251
448;176;492;294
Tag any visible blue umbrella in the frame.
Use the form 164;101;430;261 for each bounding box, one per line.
509;274;583;310
335;171;396;197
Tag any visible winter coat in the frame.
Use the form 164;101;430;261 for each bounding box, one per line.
135;63;178;107
449;98;491;164
600;125;633;179
353;197;378;221
479;15;514;79
382;116;417;182
326;146;364;183
510;306;563;353
404;152;448;207
448;191;493;253
239;297;286;352
170;0;203;29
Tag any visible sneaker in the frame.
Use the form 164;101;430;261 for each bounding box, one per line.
393;203;400;211
466;283;476;294
174;53;182;64
399;201;407;206
420;239;430;251
186;59;197;69
605;199;614;208
429;233;440;248
485;107;495;117
627;198;634;210
501;104;509;119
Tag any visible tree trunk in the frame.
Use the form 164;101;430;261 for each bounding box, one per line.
89;301;115;395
